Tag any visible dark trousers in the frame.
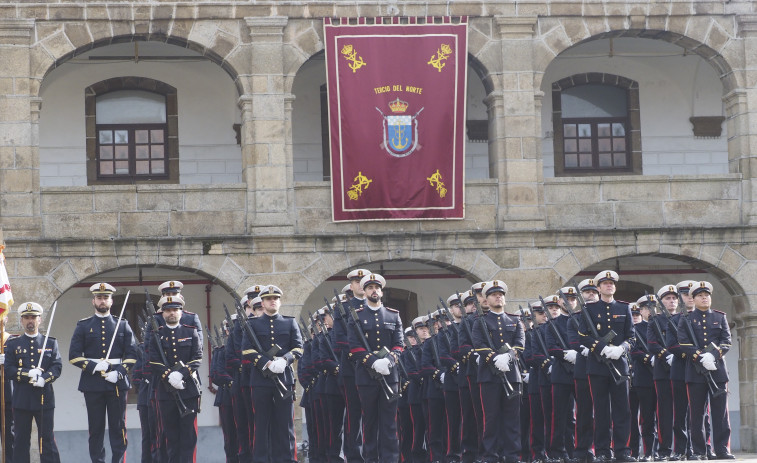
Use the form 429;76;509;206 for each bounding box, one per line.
13;407;60;463
426;396;446;462
574;378;593;460
242;386;255;459
529;392;545;458
324;393;346;463
630;389;640;457
539;386;553;458
444;388;462;461
304;402;321;463
479;382;520;463
467;376;485;455
671;380;690;456
84;390;128;463
138;407;153;463
409;403;427;463
251;386;297;463
357;383;400;463
458;385;478;463
159;397;198;463
687;382;730;456
520;394;531;460
312;396;327;463
149;393;165;463
2;400;13;463
398;404;413;463
550;383;576;458
219;400;239;463
633;387;657;457
654;380;673;457
341;376;364;463
231;390;251;462
588;374;631;458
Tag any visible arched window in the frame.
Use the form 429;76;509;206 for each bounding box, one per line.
551;73;641;176
85;77;179;184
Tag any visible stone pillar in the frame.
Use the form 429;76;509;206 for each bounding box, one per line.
735;313;757;451
491;16;545;230
242;16;293;234
734;15;757;225
0;19;40;236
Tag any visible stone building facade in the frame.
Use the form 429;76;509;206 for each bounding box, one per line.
1;0;757;457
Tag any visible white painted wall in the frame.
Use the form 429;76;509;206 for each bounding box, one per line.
291;57;490;182
39;42;242;186
541;38;728;178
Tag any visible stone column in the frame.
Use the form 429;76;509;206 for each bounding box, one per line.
734;15;757;225
0;19;40;237
491;16;545;230
242;16;293;234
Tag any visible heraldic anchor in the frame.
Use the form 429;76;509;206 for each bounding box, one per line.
375;97;424;158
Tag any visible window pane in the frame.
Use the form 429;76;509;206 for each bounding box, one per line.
151;130;164;143
598;123;611;137
96;90;166;124
151;161;165;174
613;153;627;166
578;124;591;137
578;139;592;153
136;145;149;159
563;124;576;137
99;130;112;144
579;153;593;167
99;146;113;160
564;139;577;153
598;138;611;152
561;84;628;118
115;130;128;144
115;161;129;174
612;123;626;136
115;146;129;160
598;153;612;167
151;145;164;159
564;154;578;168
135;130;149;144
613;138;626;151
100;162;113;175
136;160;150;174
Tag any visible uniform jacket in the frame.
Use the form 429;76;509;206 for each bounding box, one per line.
471;310;525;384
578;299;635;377
436;323;461;390
665;313;688;382
69;314;138;392
404;343;424;405
566;312;588;380
420;333;446;399
347;305;404;386
675;308;731;384
5;333;61;410
148;323;203;400
630;320;654;387
133;343;150;408
457;314;479;378
315;328;340;395
646;314;673;381
241;312;303;388
545;314;575;385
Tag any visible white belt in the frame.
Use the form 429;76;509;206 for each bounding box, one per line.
88;358;122;364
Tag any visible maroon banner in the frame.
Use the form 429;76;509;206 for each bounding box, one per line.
325;17;467;221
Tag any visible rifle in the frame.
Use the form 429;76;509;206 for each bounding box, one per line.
326;295;350;334
311;310;339;364
298;318;312;343
403;334;420;369
426;311;446;389
516;306;536;373
396;352;411;395
344;301;399;402
645;293;671;372
538;296;574;374
629;315;654;372
558;288;626;385
213;325;224;350
470;297;519;399
455;291;477;366
145;291;195;418
224;303;293;399
525;303;554;375
678;309;726;398
439;297;461;336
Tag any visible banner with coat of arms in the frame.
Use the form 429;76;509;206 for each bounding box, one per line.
324;17;467;221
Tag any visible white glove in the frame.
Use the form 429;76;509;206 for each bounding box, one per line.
665;353;674;366
168;371;184;383
649;356;655;366
581;346;589;357
0;353;5;364
168;376;185;390
104;370;120;383
439;372;445;383
522;372;530;383
32;376;45;388
94;360;110;373
700;352;717;371
564;350;578;364
547;365;552;374
601;345;624;360
493;353;511;372
475;353;481;365
28;368;42;381
372;358;391;376
269;357;288;374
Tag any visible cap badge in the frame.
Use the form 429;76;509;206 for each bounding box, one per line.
99;283;106;291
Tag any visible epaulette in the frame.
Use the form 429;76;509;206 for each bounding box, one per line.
181;324;198;330
355;308;364;312
79;316;94;322
386;307;399;313
184;310;197;315
713;309;726;315
283;315;295;319
616;299;630;305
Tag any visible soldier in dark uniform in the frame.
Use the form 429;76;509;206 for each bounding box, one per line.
298;321;319;463
133;337;153;463
456;291;479;463
538;298;558;462
630;300;656;461
646;284;678;461
211;319;238;463
472;280;525;463
398;327;417;463
408;316;428;463
441;294;463;463
464;282;489;459
69;283;138;463
0;312;15;463
524;301;548;463
340;269;370;463
225;297;252;463
148;294;203;463
675;281;733;460
240;286;264;461
315;306;344;463
5;301;62;463
242;285;303;463
578;270;636;463
347;273;404;463
421;310;448;463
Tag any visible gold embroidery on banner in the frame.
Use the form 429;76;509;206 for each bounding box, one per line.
427;169;447;198
347;171;373;200
428;44;453;72
341;44;366;73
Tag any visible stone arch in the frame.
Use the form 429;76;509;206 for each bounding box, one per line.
535;21;739;94
32;24;248;96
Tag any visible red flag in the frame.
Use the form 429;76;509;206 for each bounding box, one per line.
0;246;12;317
325;18;468;221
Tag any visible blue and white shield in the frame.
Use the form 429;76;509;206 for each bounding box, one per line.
386;115;413;154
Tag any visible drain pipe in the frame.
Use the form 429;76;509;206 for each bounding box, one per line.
206;284;217;395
